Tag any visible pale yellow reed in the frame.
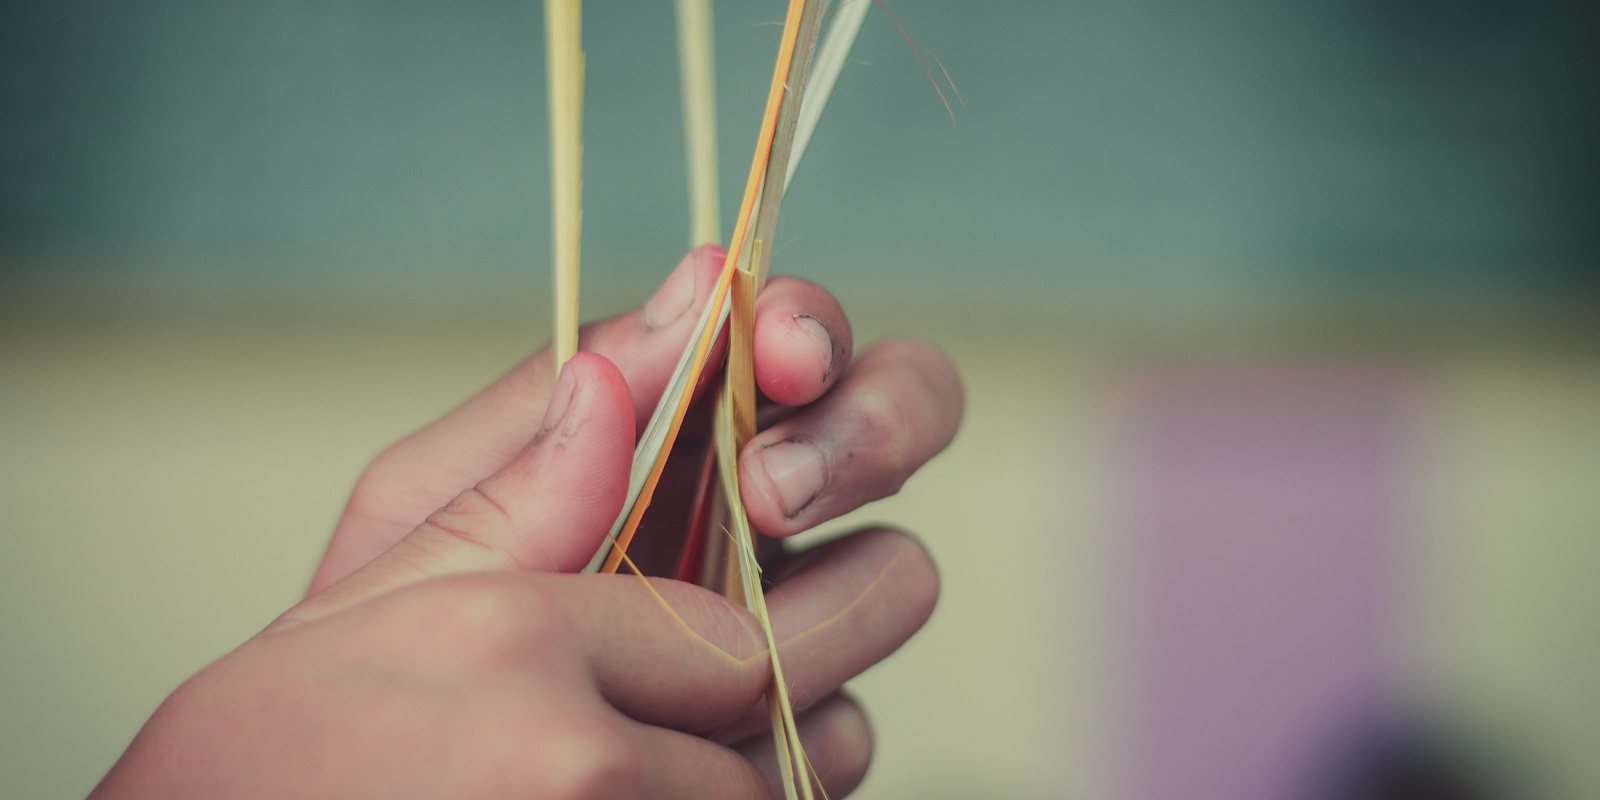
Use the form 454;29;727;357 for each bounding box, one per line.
545;0;583;371
675;0;721;247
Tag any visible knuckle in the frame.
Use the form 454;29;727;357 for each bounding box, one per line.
521;717;641;799
406;578;550;668
359;441;408;484
850;383;919;473
346;444;410;518
881;339;965;411
849;340;964;467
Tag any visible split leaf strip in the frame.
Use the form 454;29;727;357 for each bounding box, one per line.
582;289;731;574
587;0;870;575
727;241;759;446
710;4;836;797
717;0;810;302
588;0;811;575
677;4;871;589
785;0;871;190
747;0;827;289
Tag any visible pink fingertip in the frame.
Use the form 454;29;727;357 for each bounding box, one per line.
756;312;834;406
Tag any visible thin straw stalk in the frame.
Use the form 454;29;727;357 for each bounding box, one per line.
713;394;814;800
546;0;583;371
675;0;721;247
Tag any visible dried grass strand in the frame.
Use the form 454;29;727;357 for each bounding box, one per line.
545;0;584;370
675;0;721;246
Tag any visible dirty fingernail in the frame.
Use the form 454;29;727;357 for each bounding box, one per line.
794;314;834;382
757;439;829;519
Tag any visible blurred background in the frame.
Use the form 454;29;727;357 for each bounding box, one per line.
2;1;1597;798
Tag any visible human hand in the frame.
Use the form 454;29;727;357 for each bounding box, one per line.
311;245;963;586
92;247;963;799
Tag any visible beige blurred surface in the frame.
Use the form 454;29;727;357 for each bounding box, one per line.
1422;355;1600;796
2;285;1597;798
0;288;1102;799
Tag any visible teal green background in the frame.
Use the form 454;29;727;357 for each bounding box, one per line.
3;1;1596;289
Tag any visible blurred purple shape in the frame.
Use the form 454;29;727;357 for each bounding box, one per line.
1119;367;1416;800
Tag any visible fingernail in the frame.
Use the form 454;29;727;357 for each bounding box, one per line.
642;255;698;330
794;314;834;382
541;362;581;432
757;438;829;519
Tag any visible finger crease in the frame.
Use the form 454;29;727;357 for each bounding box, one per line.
471;485;515;520
423;518;508;564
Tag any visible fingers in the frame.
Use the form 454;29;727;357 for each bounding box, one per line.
313;248;854;593
753;276;852;407
290;354;635;622
768;527;938;709
568;576;771;732
552;690;870;800
476;530;927;772
713;527;939;744
292;570;777;798
528;715;771;800
409;353;635;574
739;340;963;537
738;693;873;799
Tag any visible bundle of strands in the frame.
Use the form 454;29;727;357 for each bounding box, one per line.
545;2;875;796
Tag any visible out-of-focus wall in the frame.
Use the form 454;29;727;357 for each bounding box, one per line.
2;2;1597;799
3;1;1596;286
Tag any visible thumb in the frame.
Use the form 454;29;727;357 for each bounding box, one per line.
286;353;635;626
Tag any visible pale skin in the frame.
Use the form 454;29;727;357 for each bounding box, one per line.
91;245;965;799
